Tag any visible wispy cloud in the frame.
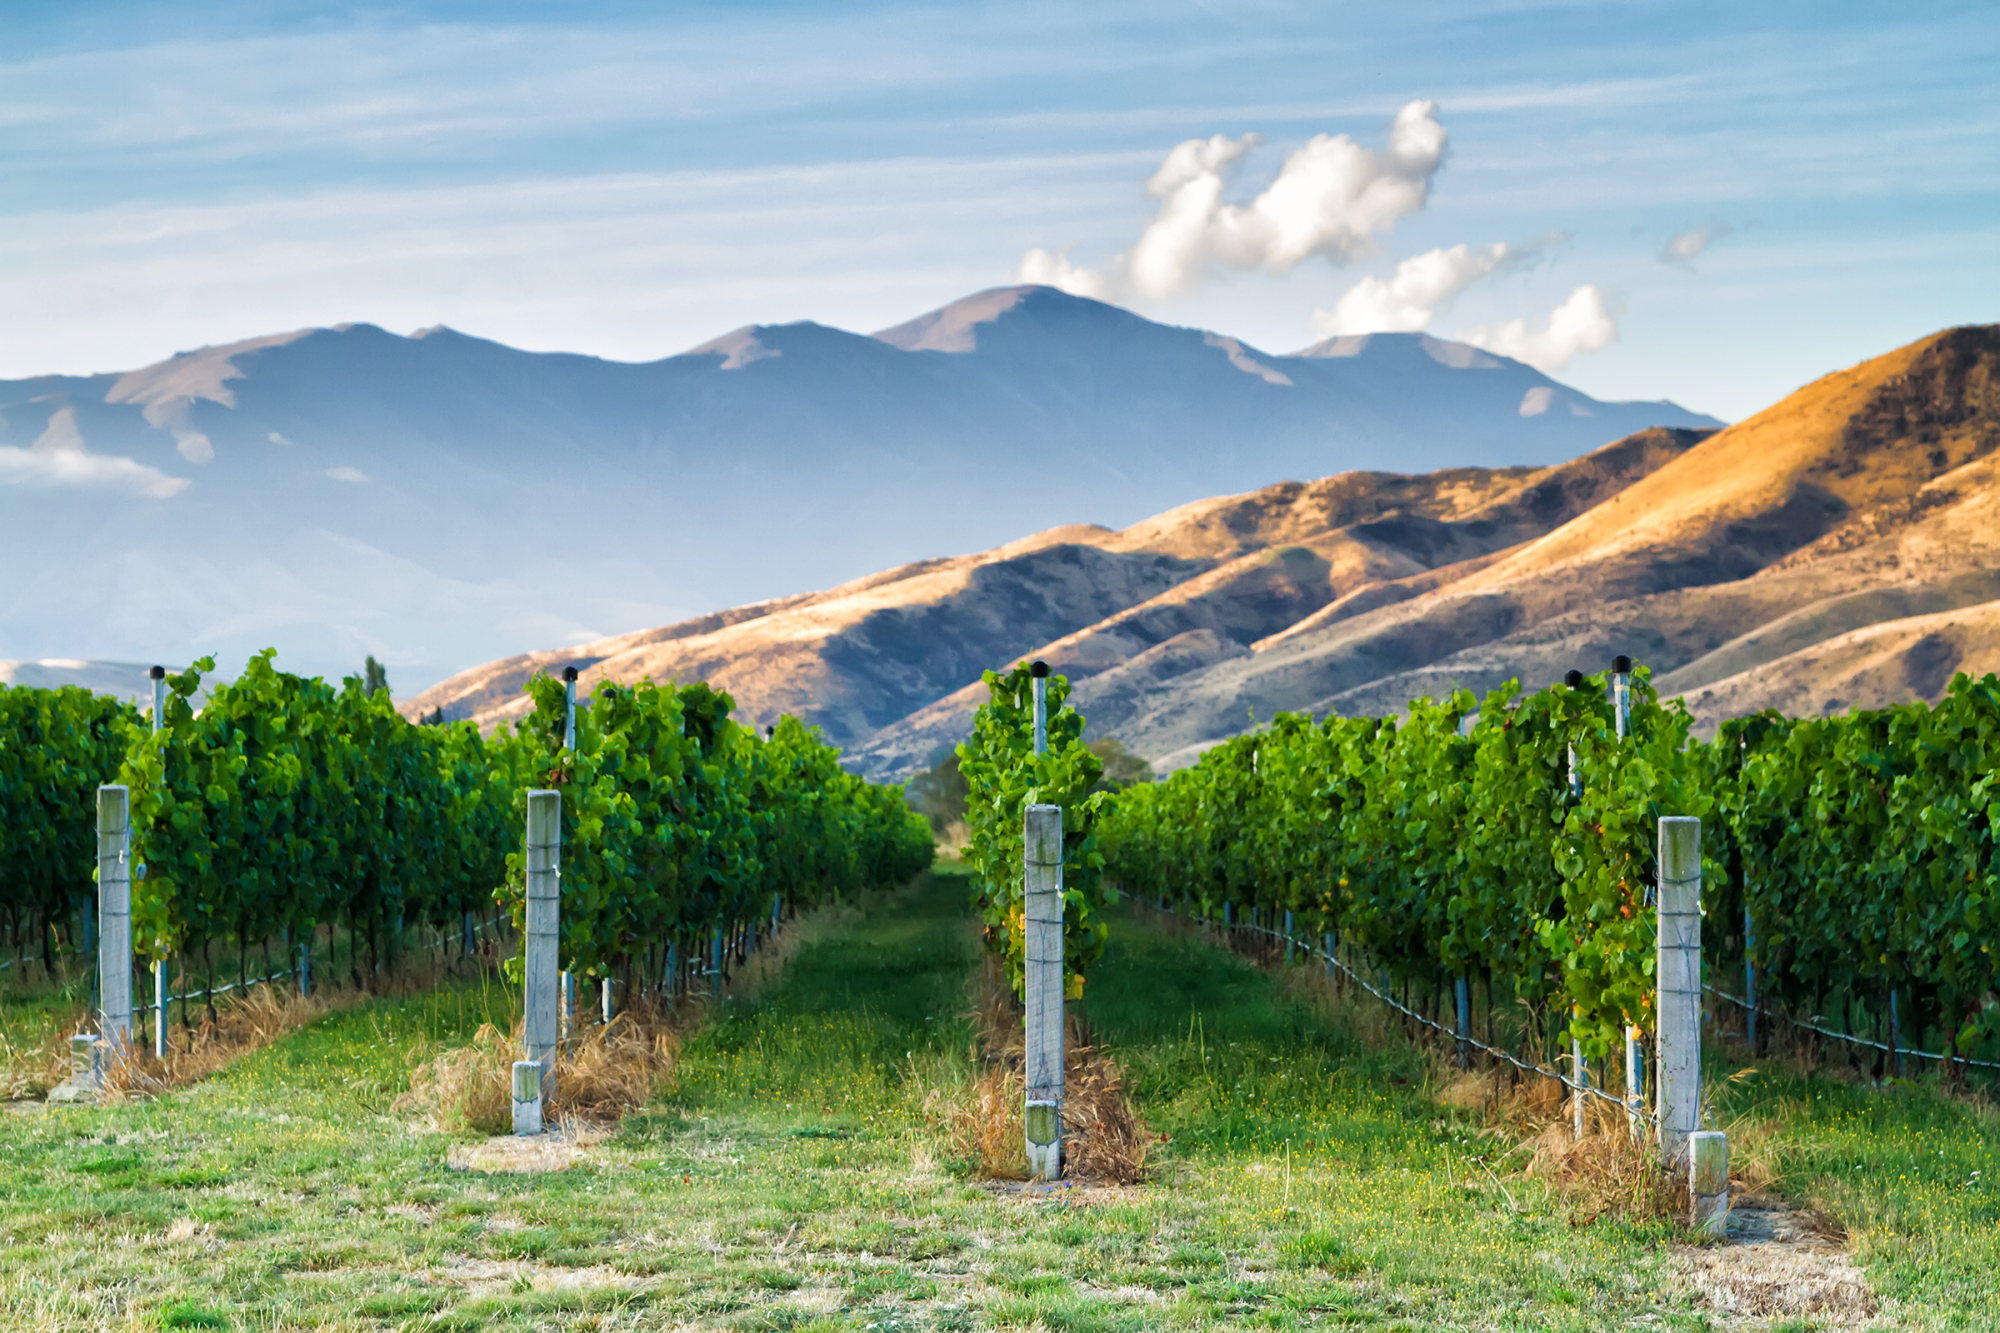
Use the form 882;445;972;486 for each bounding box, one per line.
0;151;1143;376
1458;286;1620;373
1660;220;1733;265
0;407;187;498
1311;232;1565;335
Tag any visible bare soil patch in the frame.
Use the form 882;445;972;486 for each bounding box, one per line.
445;1123;609;1174
1676;1198;1878;1326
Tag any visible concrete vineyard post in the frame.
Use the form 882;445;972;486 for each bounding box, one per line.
1030;660;1049;756
512;1060;544;1135
1690;1129;1730;1237
153;961;168;1059
602;976;614;1024
154;966;170;1059
97;785;133;1056
1572;1007;1588;1139
1563;667;1587;1138
1657;816;1702;1166
1744;902;1757;1053
1625;1024;1646;1142
1890;989;1903;1077
711;930;723;997
1455;976;1470;1070
1284;910;1294;965
1610;655;1644;1139
298;941;310;998
562;665;578;752
149;666;169;1060
524;789;561;1111
71;1034;99;1083
1023;802;1064;1181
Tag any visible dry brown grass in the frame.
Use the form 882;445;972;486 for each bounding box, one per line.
931;959;1155;1185
397;998;682;1133
98;983;350;1099
0;1023;75;1099
1522;1118;1683;1222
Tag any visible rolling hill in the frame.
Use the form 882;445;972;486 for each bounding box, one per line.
406;323;2000;777
0;286;1715;692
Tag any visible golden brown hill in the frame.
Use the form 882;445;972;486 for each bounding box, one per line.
1032;324;2000;769
406;427;1703;747
407;324;2000;777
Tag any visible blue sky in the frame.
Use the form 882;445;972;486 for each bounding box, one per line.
2;1;1994;419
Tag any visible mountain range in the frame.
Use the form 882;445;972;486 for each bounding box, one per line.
405;323;2000;779
0;286;1716;691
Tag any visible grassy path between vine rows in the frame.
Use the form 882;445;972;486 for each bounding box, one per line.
1;871;1996;1330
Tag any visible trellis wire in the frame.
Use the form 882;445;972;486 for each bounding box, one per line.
1209;911;1656;1123
1705;984;2000;1072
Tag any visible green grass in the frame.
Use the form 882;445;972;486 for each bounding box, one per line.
0;874;1994;1329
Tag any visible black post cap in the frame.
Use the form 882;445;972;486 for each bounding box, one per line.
766;724;775;736
1030;660;1050;679
1612;654;1632;675
148;665;166;680
562;666;579;683
1564;670;1584;689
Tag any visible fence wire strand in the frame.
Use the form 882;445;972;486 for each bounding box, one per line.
1705;984;2000;1072
1183;909;1657;1123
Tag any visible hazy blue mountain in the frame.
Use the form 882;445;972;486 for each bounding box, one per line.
0;285;1718;692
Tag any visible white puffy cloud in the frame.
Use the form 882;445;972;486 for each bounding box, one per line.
1661;220;1732;265
1457;285;1619;372
0;407;188;499
1018;100;1448;300
1312;241;1515;334
1017;247;1112;300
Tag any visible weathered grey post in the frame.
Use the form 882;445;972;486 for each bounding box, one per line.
1610;655;1645;1138
711;929;723;997
1625;1022;1646;1143
1284;909;1295;964
1455;976;1471;1070
562;665;579;750
1023;802;1064;1180
150;666;169;1060
1571;1004;1588;1139
1657;816;1702;1165
1030;660;1049;756
1565;668;1588;1137
512;1059;543;1135
1890;989;1903;1077
601;976;614;1024
97;785;133;1057
1743;903;1757;1052
1690;1129;1729;1237
70;1034;99;1084
524;789;561;1115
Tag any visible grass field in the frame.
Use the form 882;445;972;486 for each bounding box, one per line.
1;872;1996;1330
